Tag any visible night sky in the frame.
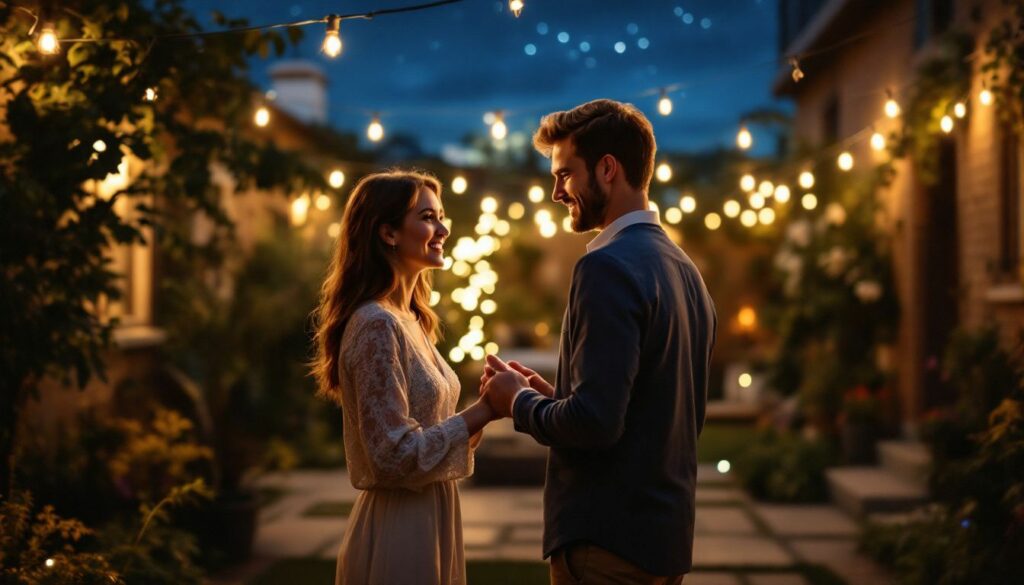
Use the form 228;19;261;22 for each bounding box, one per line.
188;0;786;156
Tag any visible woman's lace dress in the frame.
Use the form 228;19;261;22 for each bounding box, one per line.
334;302;473;585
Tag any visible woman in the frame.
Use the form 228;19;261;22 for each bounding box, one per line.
311;170;495;585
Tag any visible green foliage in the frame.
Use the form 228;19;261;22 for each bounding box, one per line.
735;430;837;502
0;492;120;584
0;0;324;492
863;327;1024;585
894;32;973;184
981;0;1024;133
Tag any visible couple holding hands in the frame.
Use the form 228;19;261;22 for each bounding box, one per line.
312;99;717;585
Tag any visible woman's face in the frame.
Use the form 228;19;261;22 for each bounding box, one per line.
389;186;449;272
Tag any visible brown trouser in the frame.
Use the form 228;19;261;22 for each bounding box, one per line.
550;543;686;585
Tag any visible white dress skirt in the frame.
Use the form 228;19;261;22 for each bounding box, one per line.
334;302;473;585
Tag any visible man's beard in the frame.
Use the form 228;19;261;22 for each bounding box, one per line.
571;172;608;232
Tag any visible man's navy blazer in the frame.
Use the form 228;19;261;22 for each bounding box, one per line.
512;222;717;576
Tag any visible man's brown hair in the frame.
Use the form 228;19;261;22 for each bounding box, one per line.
532;99;657;191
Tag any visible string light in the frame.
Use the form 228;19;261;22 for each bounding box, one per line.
508;202;525;219
144;87;158;102
509;0;524;18
884;90;901;118
837;151;854;171
704;212;722;230
322;15;342;58
367;113;384;142
953;102;966;119
254;106;270;128
723;199;741;218
940;114;954;134
798;170;815;189
328;222;342;238
870;131;886;151
328;169;345;188
789;56;804;83
758;180;774;197
490;111;508;140
648;201;660;214
92;140;107;153
740;209;758;227
451;175;467;194
656;162;673;182
980;84;994;106
658;89;673;116
481;196;499;214
315;193;331;210
740;174;756;192
665;207;683;224
758;208;776;225
528;185;545;203
749;192;766;209
37;23;59;55
680;194;697;213
774;185;791;203
736;125;752;150
290;194;310;226
801;193;818;210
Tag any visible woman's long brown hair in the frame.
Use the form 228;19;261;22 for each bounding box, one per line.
311;170;442;404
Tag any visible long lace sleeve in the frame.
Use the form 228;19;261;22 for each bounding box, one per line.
343;315;470;489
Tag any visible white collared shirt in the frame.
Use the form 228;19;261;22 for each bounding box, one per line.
585;209;661;253
510;209;661;410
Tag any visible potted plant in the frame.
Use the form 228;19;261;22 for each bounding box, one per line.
838;385;885;463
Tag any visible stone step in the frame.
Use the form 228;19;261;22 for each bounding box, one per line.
826;466;928;518
877;440;931;488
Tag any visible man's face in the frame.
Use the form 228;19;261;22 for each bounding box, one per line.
550;140;608;233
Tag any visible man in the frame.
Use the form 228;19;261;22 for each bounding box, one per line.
481;99;717;584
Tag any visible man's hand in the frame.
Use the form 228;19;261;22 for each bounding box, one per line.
481;355;530;418
481;359;554;398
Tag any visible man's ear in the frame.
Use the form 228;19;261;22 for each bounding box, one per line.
598;154;618;185
379;224;397;247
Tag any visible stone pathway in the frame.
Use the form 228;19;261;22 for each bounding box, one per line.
211;465;890;584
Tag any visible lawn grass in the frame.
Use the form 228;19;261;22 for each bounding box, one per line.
302;500;354;518
697;423;759;464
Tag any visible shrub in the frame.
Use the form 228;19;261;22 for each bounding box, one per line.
736;430;837;502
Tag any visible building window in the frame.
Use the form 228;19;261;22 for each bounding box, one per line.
915;0;954;48
999;127;1023;278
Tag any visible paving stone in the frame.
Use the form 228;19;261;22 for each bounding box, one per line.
698;464;734;485
463;525;501;548
693;536;793;568
255;518;345;558
697;488;747;504
790;539;892;585
695;507;759;535
684;572;741;585
753;505;859;537
747;574;809;585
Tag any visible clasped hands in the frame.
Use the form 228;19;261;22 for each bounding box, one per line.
477;354;555;419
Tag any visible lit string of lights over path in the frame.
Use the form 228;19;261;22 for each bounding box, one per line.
23;0;1004;234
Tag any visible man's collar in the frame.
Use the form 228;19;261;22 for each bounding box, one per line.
586;209;660;253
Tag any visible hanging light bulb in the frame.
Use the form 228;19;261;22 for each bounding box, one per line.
658;90;673;116
736;125;752;150
870;131;886;151
680;194;697;213
528;185;545;203
789;56;804;83
774;185;791;203
490;111;508;140
979;84;994;106
799;170;815;189
723;200;741;218
322;15;342;58
144;87;158;102
837;151;854;171
656;162;673;183
884;90;901;118
367;113;384;142
509;0;524;18
37;23;59;55
451;175;468;195
704;213;722;230
953;102;966;119
254;106;270;128
740;174;756;192
328;169;345;189
801;193;818;210
940;115;954;134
